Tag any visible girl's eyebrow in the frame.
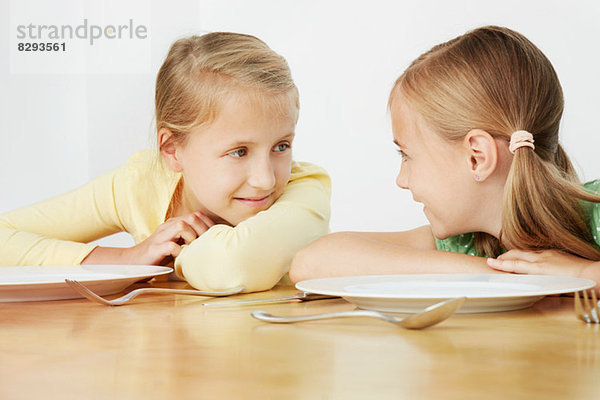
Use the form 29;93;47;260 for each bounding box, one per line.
226;132;295;147
277;132;295;142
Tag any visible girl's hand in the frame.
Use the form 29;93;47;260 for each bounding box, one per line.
486;249;594;278
125;211;215;265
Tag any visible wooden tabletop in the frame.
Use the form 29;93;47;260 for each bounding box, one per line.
1;281;599;399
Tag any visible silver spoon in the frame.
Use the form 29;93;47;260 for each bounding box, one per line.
251;297;466;329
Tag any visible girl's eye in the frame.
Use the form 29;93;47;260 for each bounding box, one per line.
228;148;247;158
396;149;409;161
274;143;290;152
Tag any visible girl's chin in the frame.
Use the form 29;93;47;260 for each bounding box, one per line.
424;209;455;239
428;221;453;241
207;213;233;226
222;209;265;227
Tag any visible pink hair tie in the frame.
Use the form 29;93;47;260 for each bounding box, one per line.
509;130;535;154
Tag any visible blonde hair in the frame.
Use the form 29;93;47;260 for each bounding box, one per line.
389;26;600;259
155;32;298;150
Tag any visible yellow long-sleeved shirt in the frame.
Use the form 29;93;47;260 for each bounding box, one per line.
0;150;331;292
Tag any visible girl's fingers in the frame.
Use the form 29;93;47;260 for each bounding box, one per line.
165;241;182;258
179;222;200;244
497;249;540;262
487;257;509;271
182;213;211;237
154;211;217;251
164;219;198;245
194;211;215;228
487;257;540;274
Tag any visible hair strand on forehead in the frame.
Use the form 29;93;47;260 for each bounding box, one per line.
155;32;299;152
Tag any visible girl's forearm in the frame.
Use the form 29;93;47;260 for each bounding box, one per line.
289;232;496;282
81;246;132;264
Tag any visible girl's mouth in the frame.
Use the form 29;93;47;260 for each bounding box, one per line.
234;195;271;208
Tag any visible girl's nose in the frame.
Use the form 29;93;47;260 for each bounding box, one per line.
396;164;409;190
248;158;276;190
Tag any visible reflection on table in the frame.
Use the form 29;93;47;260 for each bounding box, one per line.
1;281;599;399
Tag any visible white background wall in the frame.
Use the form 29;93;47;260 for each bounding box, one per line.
2;0;599;247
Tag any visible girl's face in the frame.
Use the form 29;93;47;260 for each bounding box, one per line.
391;98;480;239
172;91;297;226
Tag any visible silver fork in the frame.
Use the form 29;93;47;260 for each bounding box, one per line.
574;290;600;323
65;279;244;306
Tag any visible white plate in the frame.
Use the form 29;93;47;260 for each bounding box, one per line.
0;265;173;302
296;274;596;313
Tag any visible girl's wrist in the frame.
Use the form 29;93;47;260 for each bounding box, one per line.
120;246;139;264
81;246;136;265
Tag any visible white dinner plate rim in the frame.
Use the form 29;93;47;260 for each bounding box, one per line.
295;273;595;299
0;265;174;302
0;265;173;285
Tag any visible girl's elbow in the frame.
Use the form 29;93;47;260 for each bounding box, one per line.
289;237;328;283
289;248;309;283
289;232;362;283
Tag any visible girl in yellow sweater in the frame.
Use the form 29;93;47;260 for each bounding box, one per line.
1;32;331;293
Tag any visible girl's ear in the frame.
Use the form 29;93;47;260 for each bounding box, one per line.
463;129;498;182
158;128;183;173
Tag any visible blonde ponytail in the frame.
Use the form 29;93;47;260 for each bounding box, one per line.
501;145;600;259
